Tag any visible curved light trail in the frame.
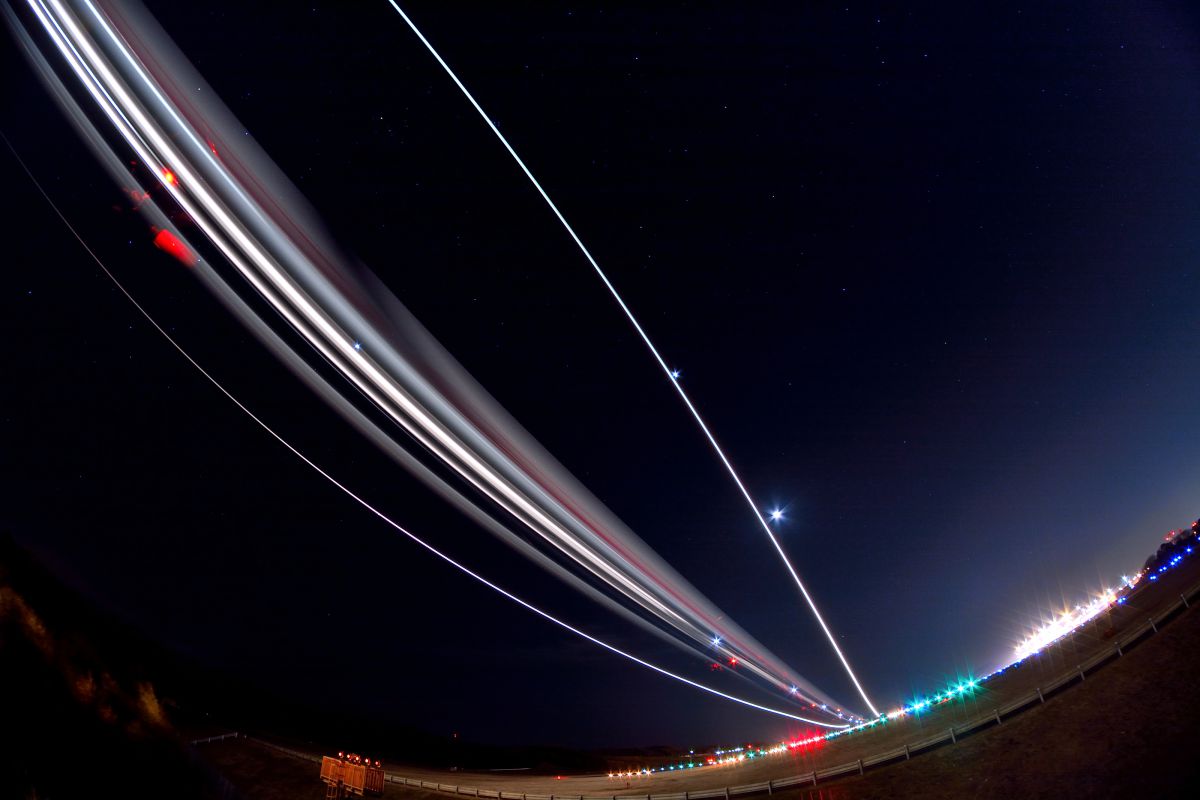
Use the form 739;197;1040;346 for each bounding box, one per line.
7;0;860;724
383;0;879;717
5;135;849;730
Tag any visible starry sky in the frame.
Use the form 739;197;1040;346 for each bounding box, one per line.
2;2;1200;750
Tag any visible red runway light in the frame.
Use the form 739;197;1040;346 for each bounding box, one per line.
153;229;197;267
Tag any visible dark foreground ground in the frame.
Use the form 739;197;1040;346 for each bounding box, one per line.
4;528;1199;800
793;584;1200;799
199;561;1200;800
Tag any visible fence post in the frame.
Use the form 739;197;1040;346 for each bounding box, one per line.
1077;665;1085;681
766;779;773;794
994;709;1002;725
857;759;864;775
1149;617;1158;633
1183;593;1190;608
1115;641;1123;656
949;727;956;744
811;772;818;786
724;788;730;800
903;744;910;760
1036;687;1045;704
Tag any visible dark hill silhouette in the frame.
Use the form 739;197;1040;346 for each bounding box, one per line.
0;531;611;799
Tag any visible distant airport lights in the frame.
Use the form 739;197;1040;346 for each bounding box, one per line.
1012;590;1121;661
1012;543;1195;661
607;535;1198;780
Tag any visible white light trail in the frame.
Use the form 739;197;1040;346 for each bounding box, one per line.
383;0;879;717
38;0;707;672
7;139;847;730
16;0;857;719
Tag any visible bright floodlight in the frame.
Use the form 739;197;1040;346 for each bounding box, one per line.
769;508;783;522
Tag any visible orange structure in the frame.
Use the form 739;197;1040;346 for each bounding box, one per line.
321;752;385;797
320;756;345;799
365;763;386;795
342;762;367;796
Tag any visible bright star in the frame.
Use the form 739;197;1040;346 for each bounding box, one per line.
670;368;681;379
769;508;784;522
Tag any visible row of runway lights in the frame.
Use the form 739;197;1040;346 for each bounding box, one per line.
694;532;1193;741
1148;546;1193;582
609;537;1200;780
607;678;985;778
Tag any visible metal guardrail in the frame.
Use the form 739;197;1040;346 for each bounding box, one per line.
190;732;242;746
196;576;1199;799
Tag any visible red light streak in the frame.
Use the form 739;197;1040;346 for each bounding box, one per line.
152;229;197;267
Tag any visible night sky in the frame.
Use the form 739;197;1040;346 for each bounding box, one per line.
3;2;1200;749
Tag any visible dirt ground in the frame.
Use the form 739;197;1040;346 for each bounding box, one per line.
200;557;1200;799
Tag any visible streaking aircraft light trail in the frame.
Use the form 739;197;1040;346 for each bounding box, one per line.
7;0;862;723
383;0;879;717
5;135;849;730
